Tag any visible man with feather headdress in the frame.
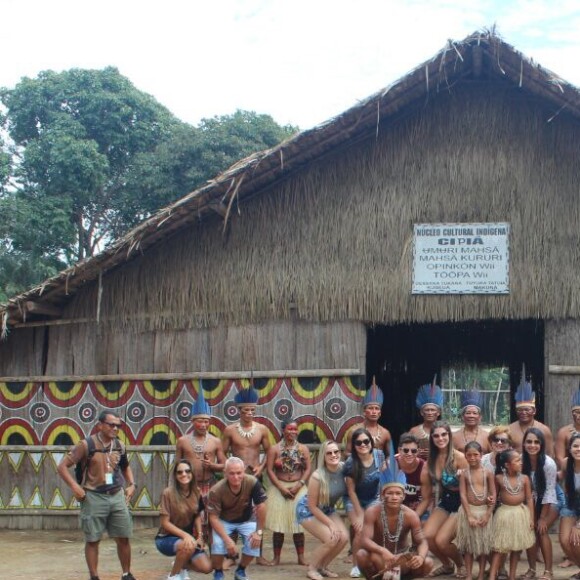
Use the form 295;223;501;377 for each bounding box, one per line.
409;377;443;460
452;387;489;454
508;365;554;456
357;451;433;580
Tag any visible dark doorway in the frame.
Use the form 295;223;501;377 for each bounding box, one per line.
366;319;544;445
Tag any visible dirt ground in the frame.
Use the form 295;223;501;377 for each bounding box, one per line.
0;526;577;580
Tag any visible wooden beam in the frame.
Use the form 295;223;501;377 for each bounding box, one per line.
24;301;63;317
0;368;362;383
549;365;580;375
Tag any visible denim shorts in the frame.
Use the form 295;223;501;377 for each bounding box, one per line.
155;535;206;559
344;496;380;513
211;519;259;557
295;496;335;524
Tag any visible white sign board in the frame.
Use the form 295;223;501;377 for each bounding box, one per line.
412;223;510;294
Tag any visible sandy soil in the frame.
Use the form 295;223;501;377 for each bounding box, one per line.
0;526;576;580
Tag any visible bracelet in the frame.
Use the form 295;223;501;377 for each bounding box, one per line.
127;482;136;487
299;479;306;486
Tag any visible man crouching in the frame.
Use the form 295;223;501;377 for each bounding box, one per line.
357;469;433;580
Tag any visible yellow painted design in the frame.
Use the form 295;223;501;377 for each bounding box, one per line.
46;425;81;445
46;381;84;401
8;487;24;508
2;426;35;445
7;452;25;471
94;381;131;402
142;424;177;445
0;381;36;402
49;488;67;509
134;487;154;509
27;486;44;508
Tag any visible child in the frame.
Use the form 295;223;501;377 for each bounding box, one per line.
489;449;535;580
455;441;496;580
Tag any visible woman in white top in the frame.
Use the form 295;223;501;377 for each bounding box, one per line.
481;425;512;473
521;427;559;580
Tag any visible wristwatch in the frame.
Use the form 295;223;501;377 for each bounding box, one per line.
255;530;263;536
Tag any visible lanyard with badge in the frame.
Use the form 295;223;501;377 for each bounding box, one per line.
97;433;115;485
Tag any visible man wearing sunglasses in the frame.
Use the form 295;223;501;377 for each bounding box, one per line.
395;433;424;512
57;410;137;580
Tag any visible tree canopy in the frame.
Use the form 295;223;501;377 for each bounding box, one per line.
0;67;297;301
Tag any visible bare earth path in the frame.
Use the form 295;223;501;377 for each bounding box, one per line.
0;527;576;580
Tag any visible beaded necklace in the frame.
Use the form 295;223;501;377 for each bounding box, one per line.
381;503;404;548
236;422;256;439
502;470;523;495
466;466;487;501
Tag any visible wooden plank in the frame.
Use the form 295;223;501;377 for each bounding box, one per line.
549;365;580;375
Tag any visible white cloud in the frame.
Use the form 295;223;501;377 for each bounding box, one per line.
2;0;580;129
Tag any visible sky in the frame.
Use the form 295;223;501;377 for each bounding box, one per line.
3;0;580;130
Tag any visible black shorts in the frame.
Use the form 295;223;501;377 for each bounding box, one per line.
438;489;461;514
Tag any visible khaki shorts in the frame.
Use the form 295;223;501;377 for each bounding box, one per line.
80;490;133;542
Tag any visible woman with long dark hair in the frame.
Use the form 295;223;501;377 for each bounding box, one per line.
559;433;580;572
155;459;212;580
417;420;468;577
521;427;559;580
344;428;385;577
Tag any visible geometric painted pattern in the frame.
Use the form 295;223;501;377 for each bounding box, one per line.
0;375;366;514
0;376;365;446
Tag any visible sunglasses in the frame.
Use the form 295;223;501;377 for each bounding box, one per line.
432;432;448;439
176;468;192;475
493;437;509;444
401;447;418;454
325;449;341;456
354;438;371;447
102;421;121;428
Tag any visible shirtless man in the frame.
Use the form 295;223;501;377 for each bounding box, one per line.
509;369;554;457
175;385;226;496
452;390;489;454
345;377;391;458
409;378;443;460
357;472;433;580
555;385;580;468
222;385;271;566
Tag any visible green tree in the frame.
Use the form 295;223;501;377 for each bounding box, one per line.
0;69;298;301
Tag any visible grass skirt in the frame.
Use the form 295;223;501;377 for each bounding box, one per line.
266;480;306;534
491;504;535;553
454;503;493;557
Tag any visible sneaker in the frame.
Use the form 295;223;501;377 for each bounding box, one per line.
214;571;225;580
167;575;181;580
180;571;191;580
350;566;361;578
121;574;137;580
234;568;249;580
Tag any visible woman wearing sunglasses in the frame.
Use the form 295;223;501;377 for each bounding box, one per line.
343;428;386;578
296;440;349;580
482;426;512;473
396;433;425;511
417;421;468;578
155;460;212;580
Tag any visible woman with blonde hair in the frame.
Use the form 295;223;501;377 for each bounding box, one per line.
482;426;512;473
296;440;348;580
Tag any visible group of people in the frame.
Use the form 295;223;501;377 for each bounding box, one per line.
57;372;580;580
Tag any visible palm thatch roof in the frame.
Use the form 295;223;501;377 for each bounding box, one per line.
3;29;580;330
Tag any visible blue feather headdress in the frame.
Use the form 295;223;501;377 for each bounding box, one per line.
415;375;444;410
379;441;407;490
191;380;211;418
362;376;384;408
515;364;535;408
234;384;259;407
460;386;483;414
571;382;580;410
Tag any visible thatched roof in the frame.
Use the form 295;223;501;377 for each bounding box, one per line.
3;29;580;329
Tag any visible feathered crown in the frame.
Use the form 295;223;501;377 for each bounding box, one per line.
191;380;211;418
515;364;535;408
379;441;407;490
415;375;444;409
460;383;483;413
362;376;384;408
234;384;259;406
571;382;580;410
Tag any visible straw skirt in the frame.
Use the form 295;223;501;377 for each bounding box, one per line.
454;504;494;557
491;504;535;553
266;480;306;534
